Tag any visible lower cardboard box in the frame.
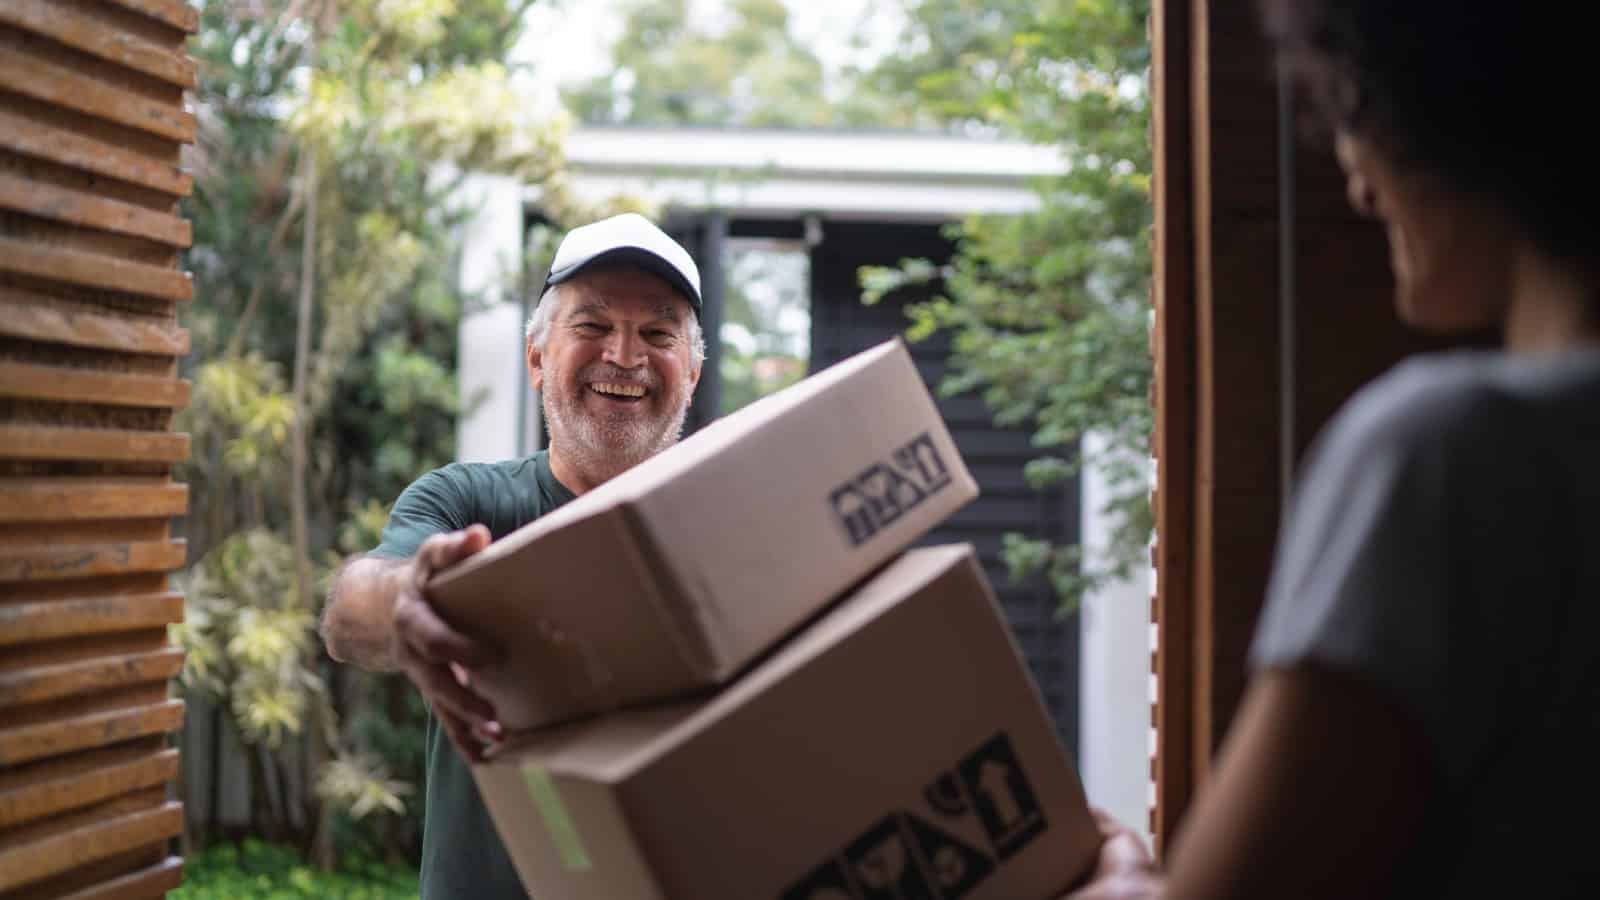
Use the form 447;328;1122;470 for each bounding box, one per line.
473;543;1100;900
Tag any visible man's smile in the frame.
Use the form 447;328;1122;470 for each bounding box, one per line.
587;381;649;403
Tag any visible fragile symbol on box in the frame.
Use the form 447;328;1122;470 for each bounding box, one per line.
829;432;955;548
781;733;1046;900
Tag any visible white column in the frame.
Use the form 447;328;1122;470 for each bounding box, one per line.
452;173;535;464
1078;430;1154;845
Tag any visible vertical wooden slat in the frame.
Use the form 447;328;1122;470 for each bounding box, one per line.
1190;4;1285;786
1153;0;1285;849
1165;0;1289;838
1151;0;1196;854
0;0;196;896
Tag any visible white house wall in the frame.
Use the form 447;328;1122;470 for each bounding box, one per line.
454;173;534;464
1079;430;1155;848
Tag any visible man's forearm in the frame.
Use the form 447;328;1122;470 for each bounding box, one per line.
321;555;410;672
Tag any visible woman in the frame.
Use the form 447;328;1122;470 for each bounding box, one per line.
1070;2;1600;897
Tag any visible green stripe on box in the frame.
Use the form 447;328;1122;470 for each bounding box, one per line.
521;764;593;871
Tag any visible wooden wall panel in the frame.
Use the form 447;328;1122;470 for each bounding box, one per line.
0;1;194;896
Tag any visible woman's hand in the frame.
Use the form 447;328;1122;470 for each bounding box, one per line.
1063;808;1164;900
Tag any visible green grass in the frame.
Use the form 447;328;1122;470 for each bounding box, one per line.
170;839;419;900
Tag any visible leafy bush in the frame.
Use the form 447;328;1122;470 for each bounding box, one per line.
171;840;418;900
178;0;560;856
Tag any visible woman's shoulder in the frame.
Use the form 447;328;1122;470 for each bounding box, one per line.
1310;350;1529;476
1319;347;1600;471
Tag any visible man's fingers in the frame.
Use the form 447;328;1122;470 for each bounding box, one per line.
397;526;501;764
434;706;487;764
406;659;499;730
401;525;499;665
460;523;490;553
416;525;491;576
394;591;500;669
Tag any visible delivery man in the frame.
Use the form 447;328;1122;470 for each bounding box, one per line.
320;213;705;899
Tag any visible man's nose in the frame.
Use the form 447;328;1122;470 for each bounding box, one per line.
601;328;646;367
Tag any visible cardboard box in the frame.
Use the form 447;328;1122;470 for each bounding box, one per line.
430;338;980;730
472;544;1101;900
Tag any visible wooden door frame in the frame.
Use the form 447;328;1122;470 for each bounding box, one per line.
1150;0;1428;853
1150;0;1197;851
1153;0;1289;851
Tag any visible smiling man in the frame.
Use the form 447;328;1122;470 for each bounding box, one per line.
319;213;704;899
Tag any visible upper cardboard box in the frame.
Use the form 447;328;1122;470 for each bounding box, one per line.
430;338;979;730
473;544;1100;900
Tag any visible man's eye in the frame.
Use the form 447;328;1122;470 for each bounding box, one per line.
575;322;606;334
645;330;675;343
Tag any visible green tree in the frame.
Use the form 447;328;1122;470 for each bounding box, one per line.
564;0;911;128
175;0;565;861
861;0;1153;608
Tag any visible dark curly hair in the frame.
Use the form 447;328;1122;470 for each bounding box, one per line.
1259;1;1596;268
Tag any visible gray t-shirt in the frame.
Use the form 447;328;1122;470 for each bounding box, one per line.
1251;347;1600;897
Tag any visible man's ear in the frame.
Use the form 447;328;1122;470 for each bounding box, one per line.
526;340;544;391
688;357;703;390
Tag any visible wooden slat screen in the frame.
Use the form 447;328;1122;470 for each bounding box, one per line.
0;0;196;896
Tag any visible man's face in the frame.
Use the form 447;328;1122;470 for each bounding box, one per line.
529;268;701;483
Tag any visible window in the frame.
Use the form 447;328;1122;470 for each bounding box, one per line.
719;239;810;415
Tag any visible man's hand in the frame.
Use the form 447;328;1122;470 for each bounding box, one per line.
1063;808;1164;900
393;525;503;762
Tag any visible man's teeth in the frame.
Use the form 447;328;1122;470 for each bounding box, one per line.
591;382;646;398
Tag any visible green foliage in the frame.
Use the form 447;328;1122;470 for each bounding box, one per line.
861;0;1153;612
180;0;566;858
565;0;824;126
318;753;414;819
564;0;912;128
173;529;317;741
170;840;418;900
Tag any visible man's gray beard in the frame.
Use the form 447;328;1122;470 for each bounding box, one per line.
542;367;692;485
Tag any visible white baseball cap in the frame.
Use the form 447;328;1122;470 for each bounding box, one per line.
542;213;702;311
